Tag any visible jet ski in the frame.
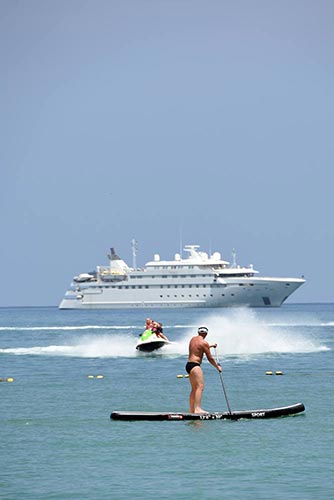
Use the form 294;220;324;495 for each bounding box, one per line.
136;329;170;352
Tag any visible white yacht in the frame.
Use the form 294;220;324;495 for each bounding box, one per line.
59;243;305;309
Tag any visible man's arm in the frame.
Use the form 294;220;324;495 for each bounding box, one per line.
203;342;222;372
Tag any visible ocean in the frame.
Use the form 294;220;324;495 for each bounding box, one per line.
1;304;333;499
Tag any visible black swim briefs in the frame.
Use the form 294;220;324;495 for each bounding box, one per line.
185;361;201;374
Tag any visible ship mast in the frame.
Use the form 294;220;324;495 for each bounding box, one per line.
231;248;237;268
131;239;137;269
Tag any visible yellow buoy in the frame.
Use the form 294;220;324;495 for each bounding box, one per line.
184;374;189;378
87;375;94;379
177;374;184;378
275;371;283;375
6;377;14;382
266;371;273;375
96;375;104;379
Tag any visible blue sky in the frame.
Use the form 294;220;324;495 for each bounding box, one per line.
1;0;333;306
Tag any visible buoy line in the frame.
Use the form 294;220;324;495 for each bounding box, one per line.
0;377;14;382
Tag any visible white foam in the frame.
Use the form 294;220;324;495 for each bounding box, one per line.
0;334;137;358
159;309;330;358
0;309;329;358
0;325;137;331
184;309;329;356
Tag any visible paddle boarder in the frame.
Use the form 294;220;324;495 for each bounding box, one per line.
186;326;222;414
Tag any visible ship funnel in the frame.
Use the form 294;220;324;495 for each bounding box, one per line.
108;248;121;261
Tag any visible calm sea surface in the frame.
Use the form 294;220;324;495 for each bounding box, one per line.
1;304;333;499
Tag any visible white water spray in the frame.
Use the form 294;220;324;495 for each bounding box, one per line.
0;309;329;358
165;309;329;357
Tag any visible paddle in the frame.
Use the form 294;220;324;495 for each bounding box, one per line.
214;347;233;416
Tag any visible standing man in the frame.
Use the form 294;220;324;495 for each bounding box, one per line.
185;326;222;414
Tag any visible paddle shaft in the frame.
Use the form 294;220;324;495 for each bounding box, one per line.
214;347;232;415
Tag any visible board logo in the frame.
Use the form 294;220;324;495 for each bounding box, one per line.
199;413;223;420
251;412;266;417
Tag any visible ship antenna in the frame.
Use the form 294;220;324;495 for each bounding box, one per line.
232;248;237;267
131;239;138;269
179;224;183;258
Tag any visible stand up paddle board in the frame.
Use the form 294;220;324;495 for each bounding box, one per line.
111;402;305;421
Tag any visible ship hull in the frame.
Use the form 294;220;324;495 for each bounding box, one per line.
59;277;304;309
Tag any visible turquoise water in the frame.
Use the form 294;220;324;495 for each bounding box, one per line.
1;304;333;499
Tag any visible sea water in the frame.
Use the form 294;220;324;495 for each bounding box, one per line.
0;304;333;499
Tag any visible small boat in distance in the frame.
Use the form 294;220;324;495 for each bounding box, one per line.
59;242;305;309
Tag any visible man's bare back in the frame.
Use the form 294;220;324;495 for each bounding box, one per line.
188;335;211;364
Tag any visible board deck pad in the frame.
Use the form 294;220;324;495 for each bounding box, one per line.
111;402;305;421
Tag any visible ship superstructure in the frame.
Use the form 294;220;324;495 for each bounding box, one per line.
59;244;305;309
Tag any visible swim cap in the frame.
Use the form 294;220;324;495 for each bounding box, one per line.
198;326;208;334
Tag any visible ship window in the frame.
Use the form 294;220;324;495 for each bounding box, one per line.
160;295;163;297
263;297;271;305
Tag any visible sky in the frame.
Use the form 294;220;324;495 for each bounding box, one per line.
1;0;333;306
